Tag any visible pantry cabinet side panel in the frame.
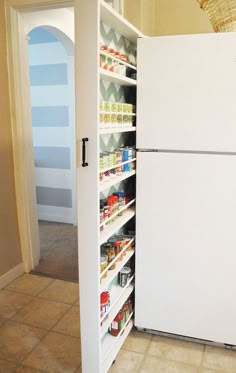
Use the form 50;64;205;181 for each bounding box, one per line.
75;1;101;372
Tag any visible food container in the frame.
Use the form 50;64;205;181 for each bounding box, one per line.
119;266;131;287
100;256;108;278
117;103;123;113
102;243;116;270
109;309;125;336
104;101;111;112
100;54;107;69
100;113;104;126
104;113;111;128
117;114;123;127
120;54;127;62
111;102;117;112
100;291;110;317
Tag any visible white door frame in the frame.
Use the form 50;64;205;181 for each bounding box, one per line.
5;0;74;272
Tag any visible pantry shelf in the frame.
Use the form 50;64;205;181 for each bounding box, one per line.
100;199;135;228
100;207;135;245
99;127;136;134
100;51;137;71
101;277;134;338
101;314;134;370
100;158;136;174
100;170;136;192
100;244;135;290
100;69;137;86
100;0;144;43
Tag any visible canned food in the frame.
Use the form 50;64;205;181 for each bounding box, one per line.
104;101;111;112
119;266;131;287
117;103;123;113
100;113;104;125
115;150;122;164
111;114;117;126
111;103;117;112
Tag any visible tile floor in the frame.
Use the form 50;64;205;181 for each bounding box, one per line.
1;274;236;372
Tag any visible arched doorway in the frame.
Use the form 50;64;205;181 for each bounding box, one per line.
23;15;78;282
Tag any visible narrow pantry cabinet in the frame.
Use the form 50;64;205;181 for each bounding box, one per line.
76;1;143;372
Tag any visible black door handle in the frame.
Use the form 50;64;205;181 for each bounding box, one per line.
82;138;88;167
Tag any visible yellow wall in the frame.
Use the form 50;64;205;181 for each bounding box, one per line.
154;0;214;36
124;0;214;36
0;2;22;277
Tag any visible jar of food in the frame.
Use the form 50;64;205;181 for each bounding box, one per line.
100;291;110;317
120;54;127;62
115;150;122;164
123;300;130;321
100;172;104;184
100;256;108;278
102;243;116;270
111;114;117;127
100;200;104;230
119;266;131;287
111;103;117;112
114;240;124;261
109;309;125;336
117;103;123;113
117;114;123;127
104;113;111;127
100;113;104;126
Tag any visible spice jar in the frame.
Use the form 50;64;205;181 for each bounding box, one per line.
109;309;125;336
102;243;116;270
100;200;105;230
100;256;108;278
100;292;110;317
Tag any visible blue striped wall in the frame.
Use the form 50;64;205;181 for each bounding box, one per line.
29;27;73;222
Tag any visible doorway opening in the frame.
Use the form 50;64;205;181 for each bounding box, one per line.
26;24;78;282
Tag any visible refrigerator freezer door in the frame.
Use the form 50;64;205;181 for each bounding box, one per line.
137;33;236;152
135;152;236;344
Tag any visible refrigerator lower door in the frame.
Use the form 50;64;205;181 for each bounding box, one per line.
135;151;236;345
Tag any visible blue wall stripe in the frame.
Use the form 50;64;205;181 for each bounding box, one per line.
34;147;71;169
32;106;69;127
30;64;68;86
36;186;72;208
29;27;59;44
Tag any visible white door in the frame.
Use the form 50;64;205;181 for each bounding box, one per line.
137;33;236;152
135;151;236;345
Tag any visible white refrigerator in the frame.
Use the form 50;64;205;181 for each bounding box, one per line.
135;32;236;346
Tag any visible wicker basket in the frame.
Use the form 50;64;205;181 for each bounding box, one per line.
198;0;236;32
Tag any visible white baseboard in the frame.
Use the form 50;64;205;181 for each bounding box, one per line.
0;263;24;290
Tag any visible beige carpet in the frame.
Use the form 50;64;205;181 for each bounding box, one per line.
31;221;78;283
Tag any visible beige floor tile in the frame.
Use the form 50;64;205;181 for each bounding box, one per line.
23;331;81;373
109;350;144;372
203;345;236;373
0;357;18;372
6;274;53;297
15;365;45;372
0;320;46;363
0;290;33;319
140;356;199;373
53;306;80;338
38;280;79;304
199;368;225;373
12;298;70;330
147;336;204;367
122;328;152;354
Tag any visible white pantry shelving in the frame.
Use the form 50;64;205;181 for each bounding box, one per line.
100;0;144;42
77;1;140;372
100;240;135;288
100;158;136;173
99;126;136;134
101;277;134;337
100;51;137;71
100;170;136;192
100;207;135;246
101;315;134;369
100;69;136;86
